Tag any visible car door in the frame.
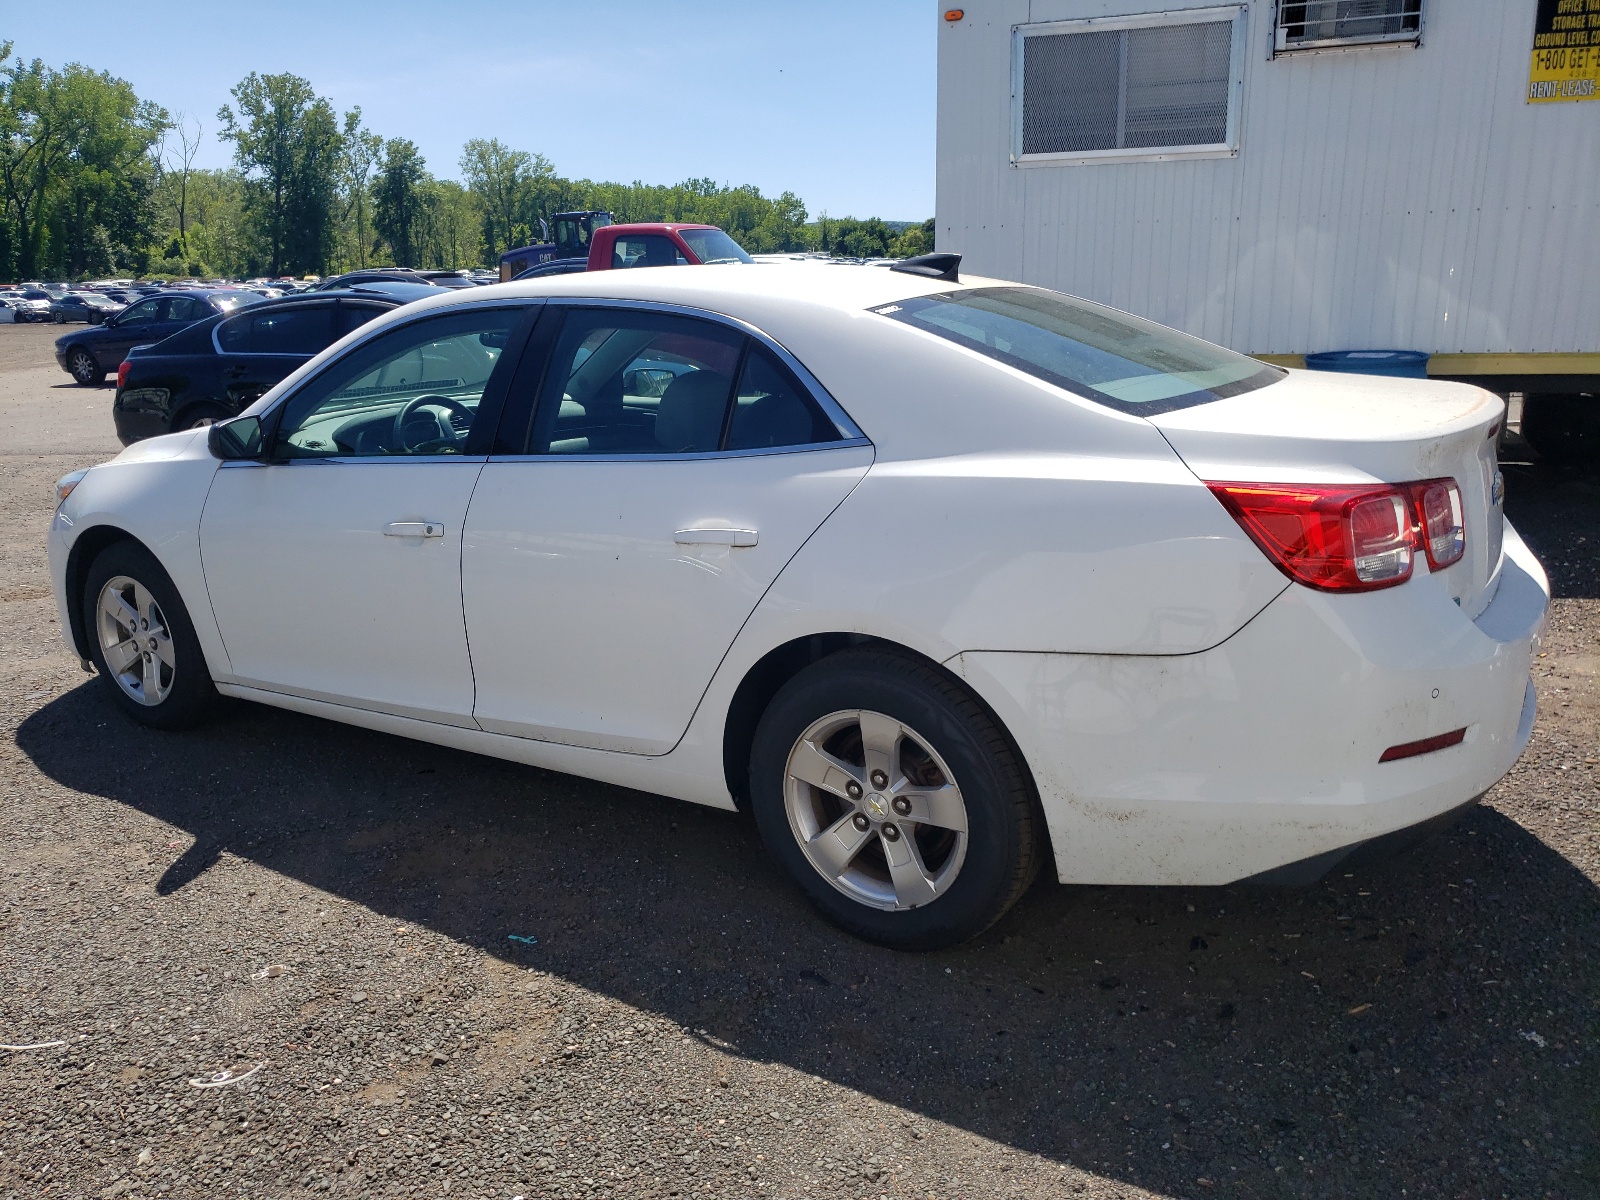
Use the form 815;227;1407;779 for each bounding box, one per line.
213;301;338;410
199;303;536;725
94;296;165;366
462;303;873;754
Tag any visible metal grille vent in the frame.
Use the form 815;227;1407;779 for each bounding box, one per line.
1275;0;1421;51
1022;20;1234;156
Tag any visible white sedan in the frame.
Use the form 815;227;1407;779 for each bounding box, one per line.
48;256;1549;949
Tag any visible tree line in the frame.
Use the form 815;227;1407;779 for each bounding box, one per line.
0;53;932;281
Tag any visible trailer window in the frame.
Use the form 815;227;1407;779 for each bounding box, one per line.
1273;1;1421;55
1013;8;1245;165
874;287;1282;416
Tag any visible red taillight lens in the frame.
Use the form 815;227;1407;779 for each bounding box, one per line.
1208;482;1413;592
1208;477;1465;593
1406;479;1465;569
116;359;131;390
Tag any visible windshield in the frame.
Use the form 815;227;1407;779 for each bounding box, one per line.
874;287;1281;415
678;228;752;265
212;293;264;312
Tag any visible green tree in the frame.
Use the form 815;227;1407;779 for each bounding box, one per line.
459;137;552;258
372;137;427;267
337;107;381;269
216;72;342;276
0;48;167;278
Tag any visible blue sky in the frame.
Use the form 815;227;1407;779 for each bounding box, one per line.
4;0;936;220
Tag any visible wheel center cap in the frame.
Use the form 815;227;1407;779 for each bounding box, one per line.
862;792;888;820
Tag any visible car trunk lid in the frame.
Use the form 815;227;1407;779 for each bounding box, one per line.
1149;369;1506;617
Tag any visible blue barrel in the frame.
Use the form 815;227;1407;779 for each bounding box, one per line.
1304;350;1430;379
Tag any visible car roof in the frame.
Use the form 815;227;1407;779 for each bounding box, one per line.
397;260;995;323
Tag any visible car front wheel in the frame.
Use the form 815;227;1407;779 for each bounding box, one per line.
82;540;219;729
67;347;105;386
749;648;1043;950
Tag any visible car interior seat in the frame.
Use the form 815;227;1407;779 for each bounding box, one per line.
655;371;732;453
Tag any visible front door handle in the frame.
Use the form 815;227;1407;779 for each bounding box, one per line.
384;521;445;539
675;527;758;547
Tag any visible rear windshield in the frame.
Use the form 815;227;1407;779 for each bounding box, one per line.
678;228;752;265
873;286;1282;415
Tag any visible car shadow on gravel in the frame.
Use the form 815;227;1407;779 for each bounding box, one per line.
16;686;1600;1197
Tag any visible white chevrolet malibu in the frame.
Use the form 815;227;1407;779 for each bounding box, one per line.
49;256;1549;949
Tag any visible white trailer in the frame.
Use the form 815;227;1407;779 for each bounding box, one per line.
935;0;1600;458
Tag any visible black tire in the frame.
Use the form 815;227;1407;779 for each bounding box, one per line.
175;403;230;431
53;311;66;324
82;540;218;730
749;648;1043;950
67;347;105;386
1521;393;1599;465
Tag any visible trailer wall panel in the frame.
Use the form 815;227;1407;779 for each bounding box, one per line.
936;0;1599;356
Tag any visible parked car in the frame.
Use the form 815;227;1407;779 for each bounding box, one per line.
50;292;124;325
0;298;18;323
54;290;264;385
310;269;452;292
47;257;1549;949
113;283;441;443
1;288;55;321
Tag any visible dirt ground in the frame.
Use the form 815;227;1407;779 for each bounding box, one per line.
1;318;1595;1200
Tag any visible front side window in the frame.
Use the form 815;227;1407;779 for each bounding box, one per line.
118;298;163;326
1274;0;1421;54
527;308;839;455
273;308;524;457
611;235;689;269
678;228;753;265
874;286;1281;415
1015;10;1244;163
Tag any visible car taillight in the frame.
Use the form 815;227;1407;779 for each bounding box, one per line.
1207;477;1464;593
116;359;132;390
1406;479;1465;569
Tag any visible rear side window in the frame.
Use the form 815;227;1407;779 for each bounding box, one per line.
873;286;1281;415
526;308;841;456
218;306;334;355
335;302;392;337
726;348;837;451
611;235;688;269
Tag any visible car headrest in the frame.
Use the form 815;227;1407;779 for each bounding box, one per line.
655;371;731;453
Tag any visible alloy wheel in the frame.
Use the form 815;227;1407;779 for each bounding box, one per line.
95;575;175;706
69;350;97;384
783;709;969;911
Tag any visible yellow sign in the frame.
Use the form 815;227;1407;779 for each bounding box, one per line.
1530;0;1600;102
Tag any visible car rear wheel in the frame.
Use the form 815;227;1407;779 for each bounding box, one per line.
53;311;66;323
749;648;1042;950
67;347;105;386
82;540;219;730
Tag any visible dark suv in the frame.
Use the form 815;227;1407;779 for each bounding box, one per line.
112;284;437;443
55;290;263;386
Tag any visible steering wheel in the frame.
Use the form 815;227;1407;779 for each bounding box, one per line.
392;394;474;453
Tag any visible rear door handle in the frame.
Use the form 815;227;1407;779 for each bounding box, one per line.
675;527;758;547
384;521;445;539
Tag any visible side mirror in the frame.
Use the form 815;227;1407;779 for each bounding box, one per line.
208;415;264;460
623;367;675;397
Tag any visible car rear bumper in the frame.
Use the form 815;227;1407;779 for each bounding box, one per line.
953;519;1550;886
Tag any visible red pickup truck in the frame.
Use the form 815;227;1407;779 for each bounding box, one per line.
501;222;753;280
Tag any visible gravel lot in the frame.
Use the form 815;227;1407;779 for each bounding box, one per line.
1;319;1595;1200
